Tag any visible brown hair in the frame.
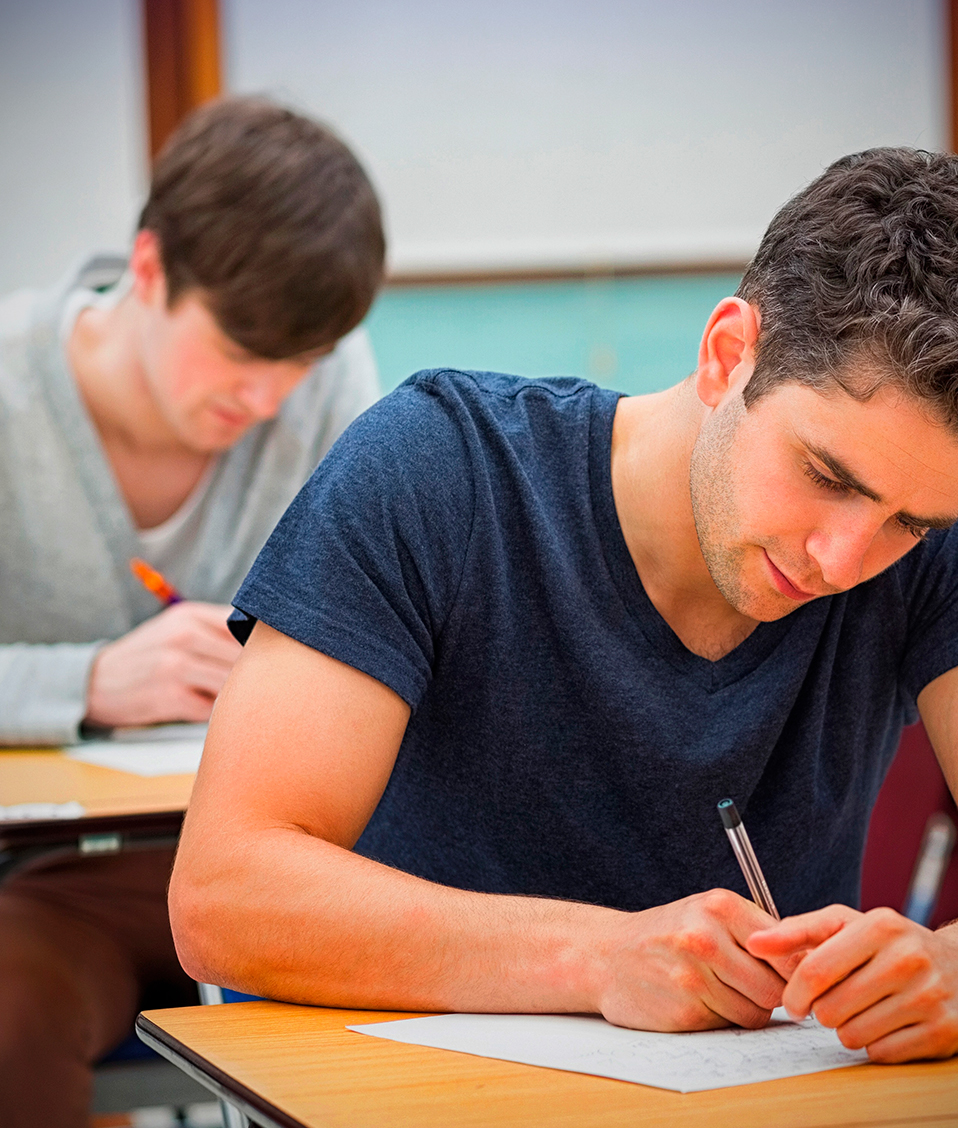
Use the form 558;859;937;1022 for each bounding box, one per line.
739;148;958;432
139;97;385;360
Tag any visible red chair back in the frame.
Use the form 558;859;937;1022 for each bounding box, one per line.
861;723;958;927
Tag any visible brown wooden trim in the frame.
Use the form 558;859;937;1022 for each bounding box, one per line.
143;0;223;160
384;258;749;289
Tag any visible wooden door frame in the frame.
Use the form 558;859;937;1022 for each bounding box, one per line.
142;0;222;159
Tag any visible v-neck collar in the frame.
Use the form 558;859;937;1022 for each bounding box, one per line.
588;390;829;692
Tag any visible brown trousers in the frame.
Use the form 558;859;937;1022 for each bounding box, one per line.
0;848;196;1128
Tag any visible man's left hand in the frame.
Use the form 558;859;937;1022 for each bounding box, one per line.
747;906;958;1062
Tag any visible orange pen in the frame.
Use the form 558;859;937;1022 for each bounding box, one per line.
130;557;184;606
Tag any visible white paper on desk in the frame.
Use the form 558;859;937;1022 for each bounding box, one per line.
108;723;208;744
348;1007;868;1093
0;801;86;821
65;724;206;777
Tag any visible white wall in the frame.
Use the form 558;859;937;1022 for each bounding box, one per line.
225;0;947;275
0;0;946;293
0;0;145;296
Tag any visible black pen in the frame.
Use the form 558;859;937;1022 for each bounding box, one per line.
717;798;780;920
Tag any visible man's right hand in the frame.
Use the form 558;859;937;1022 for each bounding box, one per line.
85;602;242;728
595;889;786;1031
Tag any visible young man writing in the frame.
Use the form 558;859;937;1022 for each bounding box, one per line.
0;97;384;1126
171;148;958;1065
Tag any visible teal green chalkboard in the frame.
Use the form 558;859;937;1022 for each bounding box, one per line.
365;272;742;397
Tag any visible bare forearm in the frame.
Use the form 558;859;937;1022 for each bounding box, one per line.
170;824;617;1012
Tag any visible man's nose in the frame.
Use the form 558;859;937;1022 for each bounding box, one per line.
805;518;879;592
236;375;283;419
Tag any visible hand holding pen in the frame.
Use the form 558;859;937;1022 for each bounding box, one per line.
82;561;241;728
730;794;958;1063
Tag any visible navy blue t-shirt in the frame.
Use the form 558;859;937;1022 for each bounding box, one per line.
232;370;958;915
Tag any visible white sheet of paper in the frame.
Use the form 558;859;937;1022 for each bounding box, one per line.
0;800;86;822
108;723;209;744
66;725;206;777
348;1008;868;1092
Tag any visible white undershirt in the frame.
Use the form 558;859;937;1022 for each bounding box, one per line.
136;459;216;564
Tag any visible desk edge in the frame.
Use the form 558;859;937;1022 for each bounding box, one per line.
0;809;184;848
136;1013;305;1128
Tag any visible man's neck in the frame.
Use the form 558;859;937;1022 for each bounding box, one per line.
69;294;174;453
610;381;758;661
67;296;212;528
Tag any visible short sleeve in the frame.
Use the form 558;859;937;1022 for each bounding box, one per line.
898;525;958;702
231;374;476;709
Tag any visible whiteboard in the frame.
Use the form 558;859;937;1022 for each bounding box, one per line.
224;0;946;276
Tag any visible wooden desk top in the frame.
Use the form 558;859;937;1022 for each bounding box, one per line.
139;1001;958;1128
0;750;193;818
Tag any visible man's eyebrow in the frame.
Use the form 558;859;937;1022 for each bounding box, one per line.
804;443;958;531
805;444;881;501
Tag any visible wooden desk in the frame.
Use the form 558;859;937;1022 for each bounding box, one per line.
0;750;194;880
137;1000;958;1128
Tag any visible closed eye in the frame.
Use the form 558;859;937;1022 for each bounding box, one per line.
894;516;930;540
803;461;848;494
804;461;929;539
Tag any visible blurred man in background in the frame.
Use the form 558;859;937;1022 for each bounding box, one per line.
0;96;384;1127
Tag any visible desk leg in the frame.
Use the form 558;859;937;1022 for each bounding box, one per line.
222;1101;249;1128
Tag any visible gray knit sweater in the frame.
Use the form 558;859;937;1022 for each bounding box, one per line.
0;260;380;744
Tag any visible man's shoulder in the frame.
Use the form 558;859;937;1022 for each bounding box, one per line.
400;367;601;403
382;367;614;440
306;368;618;531
0;254;126;322
0;285;51;413
0;253;125;378
344;367;602;445
0;284;44;342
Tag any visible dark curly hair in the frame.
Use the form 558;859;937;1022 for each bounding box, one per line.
139;97;385;360
739;148;958;432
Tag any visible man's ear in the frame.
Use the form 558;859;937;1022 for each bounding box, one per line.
694;297;761;408
129;229;168;307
